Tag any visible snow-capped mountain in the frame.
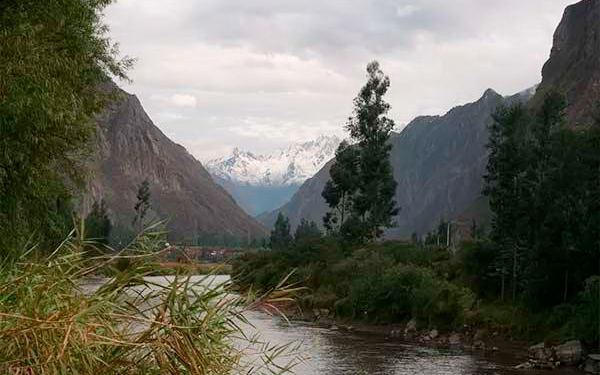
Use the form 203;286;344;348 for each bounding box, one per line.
207;135;341;187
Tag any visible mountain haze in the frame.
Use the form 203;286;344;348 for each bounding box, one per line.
206;135;340;215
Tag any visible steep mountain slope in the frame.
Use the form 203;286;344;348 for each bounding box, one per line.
206;135;340;215
84;83;268;242
258;89;531;236
533;0;600;127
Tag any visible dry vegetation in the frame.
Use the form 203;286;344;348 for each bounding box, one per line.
0;224;302;375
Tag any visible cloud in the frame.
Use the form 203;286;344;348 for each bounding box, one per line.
396;4;419;18
170;94;197;107
104;0;574;161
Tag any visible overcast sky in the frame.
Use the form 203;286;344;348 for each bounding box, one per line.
104;0;573;162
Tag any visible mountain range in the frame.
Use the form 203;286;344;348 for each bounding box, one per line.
257;88;533;237
206;135;340;215
83;0;600;245
257;0;598;238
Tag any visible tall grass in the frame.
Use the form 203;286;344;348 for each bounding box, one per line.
0;223;302;375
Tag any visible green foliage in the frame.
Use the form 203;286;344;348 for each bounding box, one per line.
322;140;360;233
484;92;600;309
461;241;500;298
85;199;112;245
560;276;600;345
270;212;292;249
323;61;399;243
348;61;400;240
0;0;132;253
294;219;322;243
234;239;475;329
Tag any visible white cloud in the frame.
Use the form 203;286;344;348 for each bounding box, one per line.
104;0;574;160
170;94;197;108
396;4;419;18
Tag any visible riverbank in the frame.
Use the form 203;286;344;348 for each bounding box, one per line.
233;239;598;373
258;300;591;373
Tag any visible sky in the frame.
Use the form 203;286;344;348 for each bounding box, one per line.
103;0;574;162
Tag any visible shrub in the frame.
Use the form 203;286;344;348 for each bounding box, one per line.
561;276;600;346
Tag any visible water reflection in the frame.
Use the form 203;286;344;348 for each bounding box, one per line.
244;311;582;375
83;275;582;375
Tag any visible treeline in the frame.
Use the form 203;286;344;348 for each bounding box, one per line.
468;92;600;343
482;92;600;306
234;91;600;347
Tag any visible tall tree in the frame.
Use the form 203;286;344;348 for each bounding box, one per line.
322;140;360;233
132;179;151;232
347;61;399;240
484;103;531;301
0;0;132;253
322;61;399;242
270;213;292;249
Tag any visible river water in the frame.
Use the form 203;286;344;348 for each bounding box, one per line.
87;275;583;375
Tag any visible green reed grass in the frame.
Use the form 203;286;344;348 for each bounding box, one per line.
0;222;303;375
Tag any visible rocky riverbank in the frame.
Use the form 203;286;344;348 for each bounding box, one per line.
516;340;600;373
270;306;596;373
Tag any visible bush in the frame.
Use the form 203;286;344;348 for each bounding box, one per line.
461;240;500;297
561;276;600;346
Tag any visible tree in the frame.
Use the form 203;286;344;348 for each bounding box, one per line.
270;213;292;249
85;199;112;245
0;0;132;253
347;61;400;240
322;61;399;242
294;219;322;243
133;179;151;232
322;140;360;232
484;103;531;301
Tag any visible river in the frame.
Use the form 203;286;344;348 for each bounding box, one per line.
86;275;583;375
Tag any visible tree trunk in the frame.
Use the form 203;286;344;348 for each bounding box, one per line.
512;245;517;301
501;267;505;301
563;270;569;303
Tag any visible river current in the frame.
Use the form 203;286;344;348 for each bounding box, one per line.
86;275;583;375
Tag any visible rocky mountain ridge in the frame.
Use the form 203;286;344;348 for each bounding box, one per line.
84;82;268;242
259;0;600;237
206;135;341;187
533;0;600;127
257;88;526;236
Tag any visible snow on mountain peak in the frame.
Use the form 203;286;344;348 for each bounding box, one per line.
207;135;341;187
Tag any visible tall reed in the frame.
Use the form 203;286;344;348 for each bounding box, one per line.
0;223;302;375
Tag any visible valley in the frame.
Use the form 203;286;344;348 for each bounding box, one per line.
2;0;600;374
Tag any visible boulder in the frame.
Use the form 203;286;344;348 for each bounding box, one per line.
554;340;583;365
429;329;439;340
404;319;417;335
449;333;462;346
515;361;535;370
529;342;553;361
584;354;600;373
